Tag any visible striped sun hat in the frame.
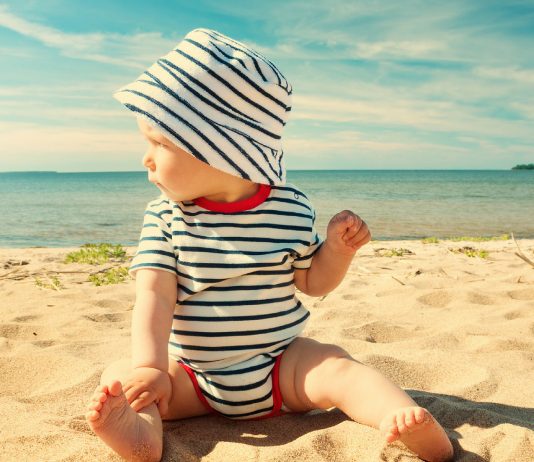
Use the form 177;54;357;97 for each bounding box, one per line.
113;28;293;186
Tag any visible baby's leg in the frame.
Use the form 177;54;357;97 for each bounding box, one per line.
87;380;162;462
86;358;209;462
86;360;163;462
279;338;453;462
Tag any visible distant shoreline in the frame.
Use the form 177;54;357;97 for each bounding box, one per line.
0;170;60;173
1;168;530;174
3;235;533;250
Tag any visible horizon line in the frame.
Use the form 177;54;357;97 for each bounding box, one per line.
0;168;523;174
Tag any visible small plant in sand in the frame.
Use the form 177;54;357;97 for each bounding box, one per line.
375;248;414;257
452;246;489;259
35;275;63;290
422;237;439;244
89;266;130;286
65;243;127;265
63;244;131;286
449;234;510;242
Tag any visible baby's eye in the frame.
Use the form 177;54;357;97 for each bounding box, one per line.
150;140;165;148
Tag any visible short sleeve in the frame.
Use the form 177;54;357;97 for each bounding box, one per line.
292;205;324;270
129;198;177;278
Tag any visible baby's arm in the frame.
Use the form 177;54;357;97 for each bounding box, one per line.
122;268;176;413
131;269;177;370
295;210;370;297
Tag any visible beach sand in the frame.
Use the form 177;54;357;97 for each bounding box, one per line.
1;239;533;461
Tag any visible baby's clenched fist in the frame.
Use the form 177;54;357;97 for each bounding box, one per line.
325;210;371;256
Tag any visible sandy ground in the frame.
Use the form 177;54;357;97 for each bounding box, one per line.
1;239;533;461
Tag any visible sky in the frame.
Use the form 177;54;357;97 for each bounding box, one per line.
1;0;533;172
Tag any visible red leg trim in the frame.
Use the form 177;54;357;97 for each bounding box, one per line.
177;361;216;414
249;352;288;420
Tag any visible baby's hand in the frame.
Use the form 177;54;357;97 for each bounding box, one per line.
122;366;172;416
325;210;371;256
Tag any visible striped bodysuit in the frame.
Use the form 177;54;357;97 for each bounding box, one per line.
129;183;323;419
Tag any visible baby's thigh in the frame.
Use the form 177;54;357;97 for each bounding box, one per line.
279;337;351;412
164;359;211;420
99;358;210;421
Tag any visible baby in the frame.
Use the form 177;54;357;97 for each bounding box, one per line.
86;28;454;462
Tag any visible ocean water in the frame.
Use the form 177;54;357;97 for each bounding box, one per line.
0;170;533;248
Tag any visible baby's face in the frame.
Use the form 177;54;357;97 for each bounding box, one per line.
137;117;225;202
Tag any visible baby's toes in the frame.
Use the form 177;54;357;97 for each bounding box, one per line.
404;408;417;429
90;391;108;407
414;406;428;424
88;400;103;412
86;386;111;416
90;383;103;395
85;409;100;422
379;413;400;442
396;412;408;433
385;425;399;443
92;384;108;395
85;393;105;421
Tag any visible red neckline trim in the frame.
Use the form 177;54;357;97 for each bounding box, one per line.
193;184;271;213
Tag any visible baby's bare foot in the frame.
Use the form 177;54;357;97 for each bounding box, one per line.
86;380;162;462
379;406;453;462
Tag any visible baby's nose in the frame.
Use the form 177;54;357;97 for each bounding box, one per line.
142;152;154;169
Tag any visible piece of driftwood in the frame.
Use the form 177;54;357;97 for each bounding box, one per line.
391;276;406;286
0;267;121;282
511;233;534;269
0;269;98;281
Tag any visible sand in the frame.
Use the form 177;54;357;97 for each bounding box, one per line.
1;239;533;461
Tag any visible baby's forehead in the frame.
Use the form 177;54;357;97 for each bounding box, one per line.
137;117;166;141
137;116;153;134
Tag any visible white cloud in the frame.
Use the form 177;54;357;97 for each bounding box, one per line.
285;129;467;156
355;41;445;59
290;92;534;142
474;66;534;85
292;94;442;126
0;82;119;99
0;45;32;58
0;99;127;121
0;4;176;68
510;102;534;120
0;121;143;156
248;38;448;64
0;5;103;51
213;0;532;77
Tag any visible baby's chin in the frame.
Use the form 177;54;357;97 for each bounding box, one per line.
156;185;194;203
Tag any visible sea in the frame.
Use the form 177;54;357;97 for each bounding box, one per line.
0;170;533;248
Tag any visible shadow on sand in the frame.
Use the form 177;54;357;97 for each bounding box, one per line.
160;389;533;461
